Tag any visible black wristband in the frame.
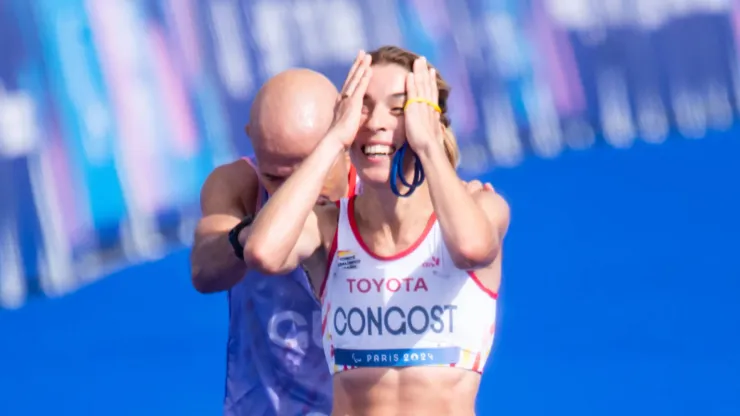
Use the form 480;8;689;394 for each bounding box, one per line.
228;214;255;260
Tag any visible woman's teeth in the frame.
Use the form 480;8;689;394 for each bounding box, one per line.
362;144;395;156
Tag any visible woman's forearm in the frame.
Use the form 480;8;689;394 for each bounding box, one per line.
243;133;345;271
417;144;500;268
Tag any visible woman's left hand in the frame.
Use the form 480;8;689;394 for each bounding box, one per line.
404;57;444;154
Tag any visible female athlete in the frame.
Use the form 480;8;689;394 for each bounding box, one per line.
244;46;510;416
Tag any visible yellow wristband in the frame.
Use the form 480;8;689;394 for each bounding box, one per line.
404;97;442;113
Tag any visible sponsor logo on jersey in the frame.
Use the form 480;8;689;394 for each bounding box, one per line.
422;256;440;268
337;250;360;270
345;276;429;293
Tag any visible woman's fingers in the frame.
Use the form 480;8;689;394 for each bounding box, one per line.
429;68;439;105
410;57;441;122
429;68;440;124
352;66;372;102
344;55;372;98
413;58;429;100
341;51;365;94
406;72;418;100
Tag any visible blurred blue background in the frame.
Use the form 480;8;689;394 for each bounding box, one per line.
1;0;739;415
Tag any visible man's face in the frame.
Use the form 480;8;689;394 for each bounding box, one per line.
255;144;349;204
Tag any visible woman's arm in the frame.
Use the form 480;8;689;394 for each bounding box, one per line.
242;135;346;274
404;57;509;269
417;144;510;269
243;51;372;274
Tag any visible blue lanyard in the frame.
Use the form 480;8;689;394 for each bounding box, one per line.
390;143;425;197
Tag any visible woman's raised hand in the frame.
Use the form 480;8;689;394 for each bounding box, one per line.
328;51;373;148
404;57;444;155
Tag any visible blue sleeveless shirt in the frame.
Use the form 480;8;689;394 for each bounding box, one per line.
224;158;358;416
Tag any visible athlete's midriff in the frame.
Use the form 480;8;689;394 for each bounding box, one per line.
331;367;480;416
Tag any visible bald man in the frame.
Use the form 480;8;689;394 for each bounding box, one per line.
190;69;359;416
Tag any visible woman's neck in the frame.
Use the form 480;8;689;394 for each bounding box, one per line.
354;182;434;241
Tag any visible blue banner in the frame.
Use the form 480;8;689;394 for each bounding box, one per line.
1;0;739;308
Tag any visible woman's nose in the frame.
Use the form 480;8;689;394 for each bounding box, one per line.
364;108;390;131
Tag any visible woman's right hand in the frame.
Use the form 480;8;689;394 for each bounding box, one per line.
328;51;373;148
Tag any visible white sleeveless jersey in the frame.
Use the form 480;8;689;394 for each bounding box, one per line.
319;197;497;375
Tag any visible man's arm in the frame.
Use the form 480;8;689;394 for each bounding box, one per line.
190;160;259;293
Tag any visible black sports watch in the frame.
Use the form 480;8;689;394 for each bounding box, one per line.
228;214;255;260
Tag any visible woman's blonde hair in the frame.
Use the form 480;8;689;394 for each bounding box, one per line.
368;46;460;168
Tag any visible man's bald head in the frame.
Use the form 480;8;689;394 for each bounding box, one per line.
248;69;337;159
246;68;349;200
